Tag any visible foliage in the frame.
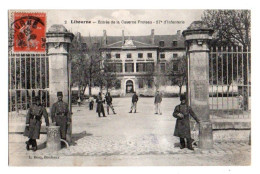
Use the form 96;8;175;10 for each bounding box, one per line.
202;10;251;47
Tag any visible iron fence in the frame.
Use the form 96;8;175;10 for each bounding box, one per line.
8;53;50;112
209;46;251;118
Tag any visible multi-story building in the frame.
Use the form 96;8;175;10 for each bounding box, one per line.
82;29;186;96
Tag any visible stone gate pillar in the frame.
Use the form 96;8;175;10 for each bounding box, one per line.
46;24;74;141
182;21;214;149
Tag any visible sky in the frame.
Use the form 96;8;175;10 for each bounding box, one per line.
47;9;204;36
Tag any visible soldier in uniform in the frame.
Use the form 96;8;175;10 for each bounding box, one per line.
24;96;49;151
105;92;116;115
51;92;71;140
96;92;106;117
172;94;200;150
129;92;139;113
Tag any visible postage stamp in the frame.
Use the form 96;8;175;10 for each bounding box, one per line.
11;12;46;52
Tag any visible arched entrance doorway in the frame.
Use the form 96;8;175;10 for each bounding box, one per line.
126;80;134;93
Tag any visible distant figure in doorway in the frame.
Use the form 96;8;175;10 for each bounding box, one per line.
88;95;94;110
96;92;106;117
154;91;162;115
129;92;138;113
24;96;49;151
172;94;200;150
105;92;116;115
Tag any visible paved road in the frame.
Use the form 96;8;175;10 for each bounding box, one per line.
9;98;251;166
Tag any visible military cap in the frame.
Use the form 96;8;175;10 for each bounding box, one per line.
180;94;186;101
57;91;63;96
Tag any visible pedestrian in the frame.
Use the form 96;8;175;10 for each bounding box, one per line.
24;96;49;151
51;92;71;140
129;92;138;113
154;91;162;115
77;97;81;107
172;94;200;150
96;92;106;117
105;92;116;115
88;95;94;110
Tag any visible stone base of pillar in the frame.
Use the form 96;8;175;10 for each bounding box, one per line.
46;126;61;151
199;121;213;149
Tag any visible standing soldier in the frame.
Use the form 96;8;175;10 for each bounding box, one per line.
129;92;138;113
105;92;116;115
154;91;162;115
172;95;200;150
24;96;49;151
96;92;106;117
88;95;94;110
51;92;71;140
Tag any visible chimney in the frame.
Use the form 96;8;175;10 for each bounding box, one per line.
103;30;107;46
122;30;125;45
150;29;155;45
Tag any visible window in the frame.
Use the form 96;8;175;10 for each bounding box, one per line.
115;53;120;58
159;40;165;47
172;41;177;47
147;53;152;58
106;53;111;59
125;63;134;72
115;63;122;72
137;63;145;72
160;53;165;59
173;53;178;58
127;53;132;58
147;79;153;88
146;63;154;72
173;63;179;71
160;63;166;73
138;53;143;58
138;79;144;88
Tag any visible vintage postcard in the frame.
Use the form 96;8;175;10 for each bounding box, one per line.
8;9;251;166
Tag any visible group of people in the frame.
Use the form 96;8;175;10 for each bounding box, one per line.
24;92;70;151
24;90;200;152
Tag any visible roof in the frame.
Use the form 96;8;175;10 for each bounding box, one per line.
81;33;185;50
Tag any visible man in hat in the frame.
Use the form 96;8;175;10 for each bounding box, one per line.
172;94;200;150
105;92;116;115
129;92;138;113
24;96;49;151
51;92;71;140
96;92;106;117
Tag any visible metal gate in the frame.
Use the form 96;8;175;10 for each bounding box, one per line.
209;46;251;118
8;52;50;113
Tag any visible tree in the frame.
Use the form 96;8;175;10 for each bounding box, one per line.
202;10;251;47
70;33;102;97
166;56;187;96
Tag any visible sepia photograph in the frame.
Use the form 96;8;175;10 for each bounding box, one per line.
7;9;251;166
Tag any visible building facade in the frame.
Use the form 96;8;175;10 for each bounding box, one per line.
98;29;186;96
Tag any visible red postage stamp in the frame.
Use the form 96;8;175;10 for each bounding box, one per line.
12;12;46;52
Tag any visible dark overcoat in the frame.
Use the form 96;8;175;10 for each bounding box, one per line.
24;104;49;139
96;95;105;113
51;101;70;139
172;104;200;138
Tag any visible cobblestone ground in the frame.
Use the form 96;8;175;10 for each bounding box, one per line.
9;98;251;166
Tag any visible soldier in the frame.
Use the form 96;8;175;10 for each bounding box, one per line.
172;94;200;150
154;91;162;115
24;96;49;151
105;92;116;115
129;92;138;113
96;92;106;117
51;92;71;140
